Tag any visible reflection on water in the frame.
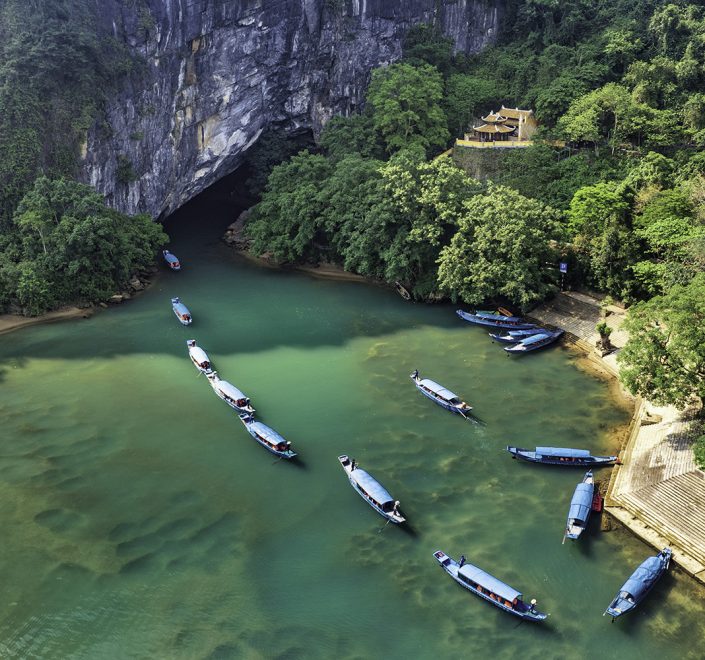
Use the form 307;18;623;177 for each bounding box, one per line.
0;193;703;659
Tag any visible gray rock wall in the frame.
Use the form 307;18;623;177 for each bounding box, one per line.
84;0;501;219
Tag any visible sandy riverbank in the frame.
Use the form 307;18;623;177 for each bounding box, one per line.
0;306;95;337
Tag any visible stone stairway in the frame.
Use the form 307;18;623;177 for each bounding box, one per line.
529;291;602;342
617;473;705;566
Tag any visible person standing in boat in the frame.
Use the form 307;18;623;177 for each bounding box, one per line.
351;459;356;471
459;555;466;568
412;369;419;380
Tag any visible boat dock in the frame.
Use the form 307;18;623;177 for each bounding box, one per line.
530;291;705;585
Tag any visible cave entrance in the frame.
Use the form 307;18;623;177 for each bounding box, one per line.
162;128;314;245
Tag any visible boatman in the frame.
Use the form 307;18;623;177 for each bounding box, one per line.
459;555;466;568
412;369;419;380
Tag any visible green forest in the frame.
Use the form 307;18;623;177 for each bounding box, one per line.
0;0;704;415
0;0;163;316
247;2;705;410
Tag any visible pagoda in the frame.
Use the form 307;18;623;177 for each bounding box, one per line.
471;111;516;143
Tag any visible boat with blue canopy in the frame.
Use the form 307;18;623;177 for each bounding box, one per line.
506;446;619;467
338;455;405;523
604;548;672;620
206;371;255;414
456;309;536;330
489;328;544;344
503;329;564;354
410;370;472;418
433;550;548;622
186;339;213;374
564;471;594;541
163;249;181;270
171;297;192;325
239;414;296;459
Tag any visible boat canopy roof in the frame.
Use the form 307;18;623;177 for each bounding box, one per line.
248;421;287;446
520;333;550;345
174;302;190;315
537;447;591;458
419;378;460;402
164;251;179;262
458;563;522;602
568;483;593;522
190;346;209;364
621;556;663;598
350;469;394;505
217;380;248;401
474;311;525;323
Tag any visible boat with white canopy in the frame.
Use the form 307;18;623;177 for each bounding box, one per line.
186;339;213;374
433;550;548;622
171;297;192;325
338;455;405;523
564;471;594;541
239;414;296;459
506;446;619;467
410;370;472;418
206;371;255;414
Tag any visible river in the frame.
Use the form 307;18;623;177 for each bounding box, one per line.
0;182;703;659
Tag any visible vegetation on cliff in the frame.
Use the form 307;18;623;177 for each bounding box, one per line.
247;4;705;406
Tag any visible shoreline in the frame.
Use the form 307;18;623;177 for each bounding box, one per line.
0;306;95;337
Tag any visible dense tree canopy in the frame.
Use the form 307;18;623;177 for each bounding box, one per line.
0;178;166;315
618;274;705;407
437;185;562;309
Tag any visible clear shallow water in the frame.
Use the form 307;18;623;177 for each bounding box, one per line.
1;195;704;659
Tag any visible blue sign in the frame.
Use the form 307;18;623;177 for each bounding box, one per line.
559;262;568;274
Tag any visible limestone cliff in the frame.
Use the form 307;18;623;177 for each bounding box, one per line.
84;0;501;219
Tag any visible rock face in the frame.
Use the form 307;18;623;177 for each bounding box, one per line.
84;0;502;219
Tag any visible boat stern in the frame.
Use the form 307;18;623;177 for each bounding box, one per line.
433;550;452;568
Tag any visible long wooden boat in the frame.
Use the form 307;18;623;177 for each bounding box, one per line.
239;413;296;459
171;297;192;325
410;370;472;418
503;329;564;354
456;309;536;330
489;328;544;344
506;446;619;467
338;455;405;523
604;548;672;620
433;551;548;622
186;339;213;374
206;371;255;414
394;281;411;300
564;471;594;541
163;249;181;270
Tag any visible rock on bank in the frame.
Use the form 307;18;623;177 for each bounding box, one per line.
83;0;501;219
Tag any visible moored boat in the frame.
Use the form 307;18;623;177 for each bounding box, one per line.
206;371;255;414
456;309;536;330
503;329;564;354
394;281;412;300
433;551;548;622
239;413;297;459
489;328;545;344
171;297;192;325
338;454;405;523
186;339;213;374
163;249;181;270
564;471;594;541
506;446;619;467
410;370;472;418
604;548;672;620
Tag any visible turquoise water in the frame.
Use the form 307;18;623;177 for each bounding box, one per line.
0;193;703;659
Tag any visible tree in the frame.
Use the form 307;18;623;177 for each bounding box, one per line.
245;152;333;263
367;63;450;156
618;274;705;407
444;74;497;137
319;114;384;162
1;176;166;315
437;184;562;309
